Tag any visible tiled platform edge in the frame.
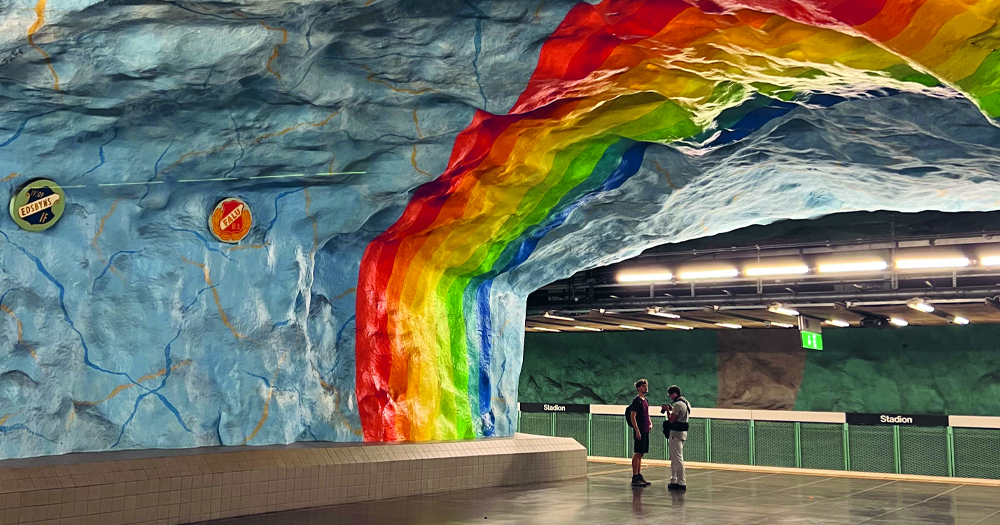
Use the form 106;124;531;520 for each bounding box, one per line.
0;434;586;525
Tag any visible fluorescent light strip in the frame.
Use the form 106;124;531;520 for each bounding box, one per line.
618;325;645;331
818;261;888;273
825;319;850;327
715;323;742;329
770;322;795;328
982;256;1000;266
543;313;574;322
667;324;693;330
768;306;800;317
648;311;681;319
679;269;739;280
746;265;809;277
574;325;602;332
896;257;970;270
907;302;935;313
618;272;673;283
890;318;908;327
532;327;561;332
953;316;970;325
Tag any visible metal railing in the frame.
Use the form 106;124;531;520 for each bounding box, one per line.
516;405;1000;479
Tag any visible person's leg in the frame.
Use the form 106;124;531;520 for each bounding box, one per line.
669;437;681;485
676;438;686;487
632;452;640;476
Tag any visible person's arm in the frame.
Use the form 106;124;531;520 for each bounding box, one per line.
630;410;640;438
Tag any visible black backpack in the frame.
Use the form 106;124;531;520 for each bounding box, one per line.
662;397;691;437
624;396;639;429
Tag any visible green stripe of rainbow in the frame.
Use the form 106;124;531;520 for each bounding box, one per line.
356;0;1000;441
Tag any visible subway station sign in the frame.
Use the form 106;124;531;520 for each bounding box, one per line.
9;179;65;231
846;413;949;427
520;403;590;414
801;331;823;351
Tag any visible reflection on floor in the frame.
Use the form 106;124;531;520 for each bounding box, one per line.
201;461;1000;524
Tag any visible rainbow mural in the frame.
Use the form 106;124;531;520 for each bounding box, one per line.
356;0;1000;441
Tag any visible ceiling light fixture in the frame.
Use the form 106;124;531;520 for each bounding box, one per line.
715;323;742;329
532;327;561;332
618;271;673;283
896;257;970;270
890;318;909;327
906;298;935;313
745;265;810;277
982;256;1000;266
543;312;574;321
767;303;800;317
953;316;970;325
666;324;693;330
679;268;740;280
769;322;794;328
818;260;888;273
646;307;681;319
618;325;645;331
573;325;603;332
825;319;850;327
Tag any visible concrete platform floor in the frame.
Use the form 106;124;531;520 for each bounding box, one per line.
201;461;1000;524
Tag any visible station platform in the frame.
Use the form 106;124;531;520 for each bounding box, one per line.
202;460;1000;524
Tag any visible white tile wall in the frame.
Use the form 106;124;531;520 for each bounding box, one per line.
0;434;587;525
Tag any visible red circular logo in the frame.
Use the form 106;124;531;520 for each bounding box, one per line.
210;198;252;243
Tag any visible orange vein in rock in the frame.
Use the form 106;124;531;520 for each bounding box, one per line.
2;173;18;182
1;305;35;360
410;109;433;177
653;161;679;189
332;287;356;301
27;0;60;91
164;112;338;173
92;199;122;260
0;411;20;426
258;21;289;81
162;141;235;174
181;257;246;339
310;360;364;436
411;145;433;177
244;353;287;444
250;112;339;145
226;243;270;252
75;360;193;406
362;65;434;95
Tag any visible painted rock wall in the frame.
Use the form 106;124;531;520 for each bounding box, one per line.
4;0;1000;459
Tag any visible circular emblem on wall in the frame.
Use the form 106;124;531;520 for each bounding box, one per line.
210;197;252;243
9;179;66;231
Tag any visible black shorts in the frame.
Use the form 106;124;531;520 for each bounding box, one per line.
634;431;650;454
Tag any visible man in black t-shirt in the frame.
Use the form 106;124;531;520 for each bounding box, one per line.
628;379;652;487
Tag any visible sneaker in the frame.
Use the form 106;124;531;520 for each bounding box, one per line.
637;474;651;486
667;483;686;491
631;475;646;487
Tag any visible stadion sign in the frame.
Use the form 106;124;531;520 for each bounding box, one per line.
520;403;590;414
846;413;949;427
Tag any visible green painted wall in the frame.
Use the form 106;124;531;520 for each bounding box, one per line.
521;324;1000;416
519;330;719;409
797;325;1000;416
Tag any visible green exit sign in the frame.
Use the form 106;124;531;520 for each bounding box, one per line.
801;331;823;351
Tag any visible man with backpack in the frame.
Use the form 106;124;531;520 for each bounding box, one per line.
660;385;691;491
626;379;652;487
